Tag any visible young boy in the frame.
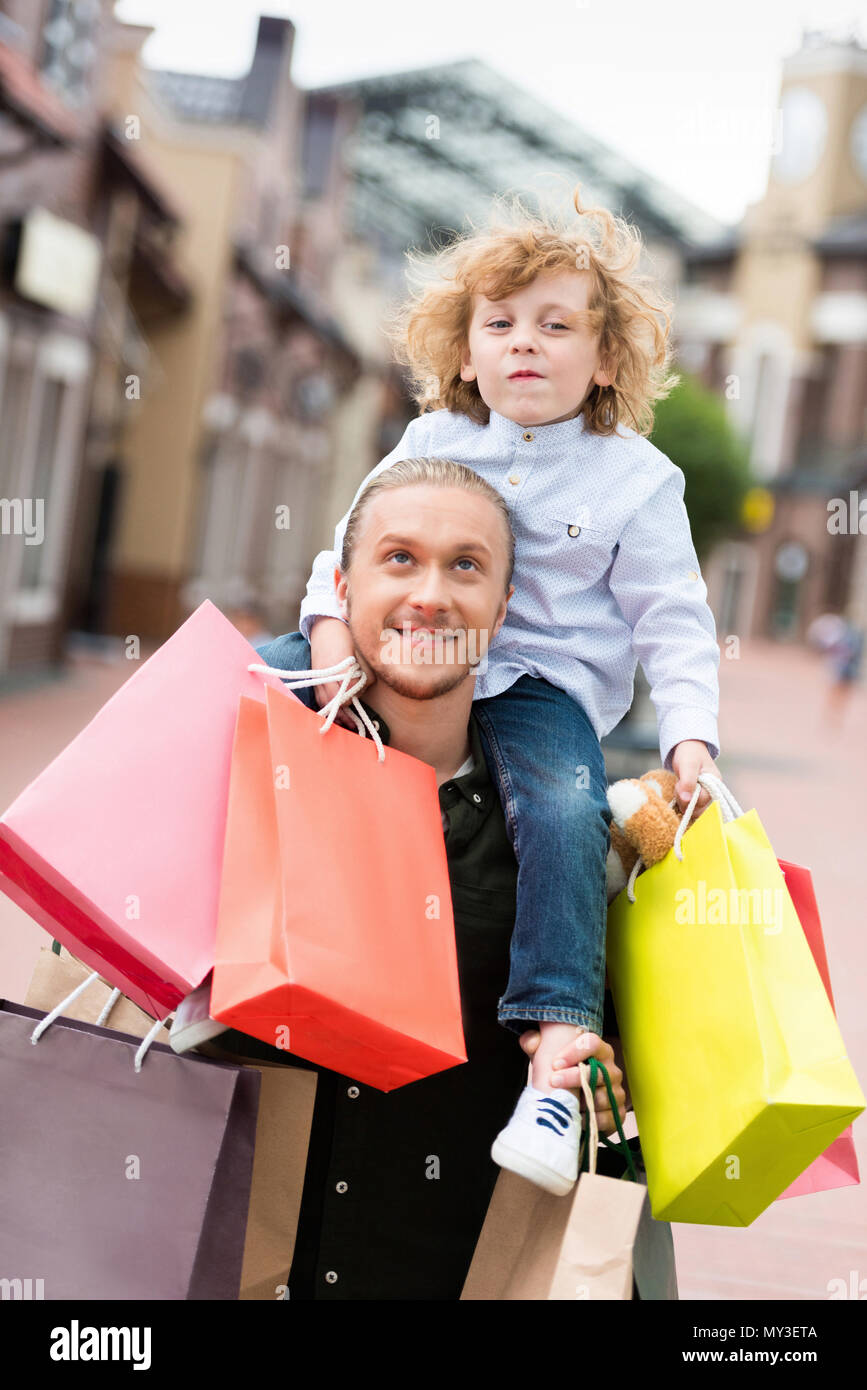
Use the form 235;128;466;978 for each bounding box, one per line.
298;186;721;1194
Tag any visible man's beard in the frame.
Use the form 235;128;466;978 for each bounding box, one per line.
347;607;474;702
368;658;471;702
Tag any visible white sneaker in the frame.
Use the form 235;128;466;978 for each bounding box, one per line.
169;973;228;1054
490;1084;582;1195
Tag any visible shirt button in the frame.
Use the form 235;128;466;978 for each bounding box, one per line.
336;1181;348;1193
508;473;520;485
568;524;581;537
347;1085;360;1098
325;1271;338;1284
522;431;534;441
473;793;482;803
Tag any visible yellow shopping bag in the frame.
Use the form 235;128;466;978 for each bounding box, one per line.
606;774;864;1226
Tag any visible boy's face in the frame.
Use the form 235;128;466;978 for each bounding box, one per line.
333;485;513;701
459;269;611;427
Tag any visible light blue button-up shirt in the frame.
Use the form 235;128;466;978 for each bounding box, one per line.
299;407;721;770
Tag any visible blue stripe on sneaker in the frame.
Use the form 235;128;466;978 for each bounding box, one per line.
538;1096;571;1118
536;1103;570;1129
536;1118;567;1134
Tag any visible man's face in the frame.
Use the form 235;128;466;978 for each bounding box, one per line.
459;268;611;426
334;485;513;701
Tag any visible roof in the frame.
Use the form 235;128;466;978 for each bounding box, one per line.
234;245;360;366
149;70;245;124
149;15;294;128
682;209;867;267
683;230;741;265
304;57;730;255
149;48;729;254
813;210;867;257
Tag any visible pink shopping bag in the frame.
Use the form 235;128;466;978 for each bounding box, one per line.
0;600;286;1017
775;858;860;1199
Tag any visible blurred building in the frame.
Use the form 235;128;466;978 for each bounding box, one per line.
677;30;867;643
2;9;739;674
0;0;189;679
99;15;361;641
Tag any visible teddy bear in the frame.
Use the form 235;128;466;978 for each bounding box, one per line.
605;768;682;903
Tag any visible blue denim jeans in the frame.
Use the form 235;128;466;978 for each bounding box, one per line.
251;635;610;1038
473;676;610;1038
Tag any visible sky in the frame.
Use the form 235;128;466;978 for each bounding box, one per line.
115;0;866;229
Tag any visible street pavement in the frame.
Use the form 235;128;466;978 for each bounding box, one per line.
0;636;864;1300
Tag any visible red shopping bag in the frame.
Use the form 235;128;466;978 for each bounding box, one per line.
210;685;467;1092
0;601;287;1017
775;859;860;1199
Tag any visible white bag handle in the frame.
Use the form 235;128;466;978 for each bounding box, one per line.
30;971;166;1072
247;655;386;763
624;772;745;903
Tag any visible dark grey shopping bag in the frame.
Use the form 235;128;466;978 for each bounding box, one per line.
0;999;260;1300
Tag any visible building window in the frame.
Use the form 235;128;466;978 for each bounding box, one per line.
302;101;337;197
0;361;31;496
40;0;99;108
795;345;838;472
749;351;771;443
19;377;65;589
770;540;810;640
0;332;90;644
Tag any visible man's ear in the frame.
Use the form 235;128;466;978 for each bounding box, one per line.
334;565;349;617
491;583;514;640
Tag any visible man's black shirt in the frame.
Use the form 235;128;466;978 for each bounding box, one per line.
214;699;621;1299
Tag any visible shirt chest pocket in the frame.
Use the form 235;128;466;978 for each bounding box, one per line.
545;514;616;587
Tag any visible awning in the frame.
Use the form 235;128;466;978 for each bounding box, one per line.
0;40;78;144
101;122;183;226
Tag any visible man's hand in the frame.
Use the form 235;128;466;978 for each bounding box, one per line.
670;740;720;817
308;616;373;730
519;1029;629;1134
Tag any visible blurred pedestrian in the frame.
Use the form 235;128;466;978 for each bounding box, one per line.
808;611;864;728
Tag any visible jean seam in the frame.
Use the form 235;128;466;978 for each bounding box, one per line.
497;1008;604;1033
473;705;521;856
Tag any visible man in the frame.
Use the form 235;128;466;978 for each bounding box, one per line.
203;457;634;1300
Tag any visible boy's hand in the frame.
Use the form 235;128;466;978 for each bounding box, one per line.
308;617;372;731
670;740;720;817
519;1029;629;1134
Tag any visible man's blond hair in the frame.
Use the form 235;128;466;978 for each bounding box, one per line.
340;456;515;591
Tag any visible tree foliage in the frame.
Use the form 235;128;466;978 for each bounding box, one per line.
649;370;753;560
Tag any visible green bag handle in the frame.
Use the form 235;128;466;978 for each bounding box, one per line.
578;1056;640;1182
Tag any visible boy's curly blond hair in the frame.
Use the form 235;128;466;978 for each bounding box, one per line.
382;184;680;437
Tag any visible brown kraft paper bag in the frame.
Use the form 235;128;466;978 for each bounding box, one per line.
462;1061;654;1300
